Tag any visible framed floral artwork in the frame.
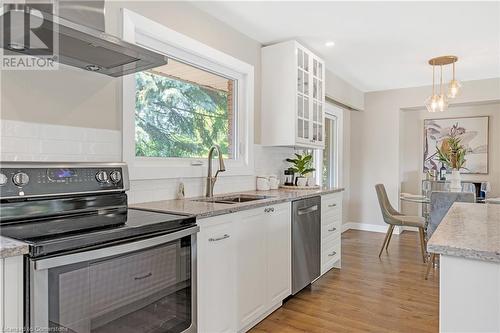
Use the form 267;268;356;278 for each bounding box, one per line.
423;116;489;174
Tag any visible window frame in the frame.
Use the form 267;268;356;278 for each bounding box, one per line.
315;102;343;188
122;9;254;180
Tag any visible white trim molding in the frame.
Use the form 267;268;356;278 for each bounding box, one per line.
121;9;255;180
342;222;410;235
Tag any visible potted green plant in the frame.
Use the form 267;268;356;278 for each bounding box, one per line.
436;136;467;192
286;153;316;187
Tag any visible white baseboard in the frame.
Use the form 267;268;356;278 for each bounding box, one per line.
341;223;351;233
342;222;412;235
398;226;418;233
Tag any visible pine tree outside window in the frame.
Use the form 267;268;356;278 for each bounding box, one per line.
122;9;254;180
135;59;236;159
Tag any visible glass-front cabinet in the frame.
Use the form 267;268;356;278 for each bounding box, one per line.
296;47;310;143
262;40;325;149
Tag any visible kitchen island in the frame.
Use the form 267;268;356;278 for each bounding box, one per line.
427;202;500;333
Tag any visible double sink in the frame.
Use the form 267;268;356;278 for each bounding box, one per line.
192;194;274;205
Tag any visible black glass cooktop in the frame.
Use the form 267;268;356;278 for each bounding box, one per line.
0;208;196;258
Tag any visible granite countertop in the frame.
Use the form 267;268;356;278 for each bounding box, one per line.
132;187;344;219
428;202;500;263
0;236;29;259
0;188;343;258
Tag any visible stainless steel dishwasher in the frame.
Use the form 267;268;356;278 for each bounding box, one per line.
292;196;321;295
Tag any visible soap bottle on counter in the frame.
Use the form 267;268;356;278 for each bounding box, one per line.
177;180;185;199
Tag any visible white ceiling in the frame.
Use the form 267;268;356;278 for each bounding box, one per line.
193;1;500;92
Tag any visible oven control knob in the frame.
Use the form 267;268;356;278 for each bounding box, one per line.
95;171;109;183
110;171;121;183
0;173;7;186
12;172;29;187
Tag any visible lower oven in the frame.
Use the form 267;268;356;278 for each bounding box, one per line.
26;226;198;333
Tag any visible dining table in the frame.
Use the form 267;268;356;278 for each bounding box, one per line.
399;195;430;204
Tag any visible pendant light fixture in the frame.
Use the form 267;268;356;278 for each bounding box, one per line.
425;55;459;112
424;64;439;112
447;60;462;98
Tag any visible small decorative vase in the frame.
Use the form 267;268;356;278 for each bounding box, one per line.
448;169;462;192
296;177;307;187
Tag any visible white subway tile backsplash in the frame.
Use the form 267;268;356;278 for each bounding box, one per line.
85;154;121;162
39;124;86;141
40;140;83;155
85;128;121;143
1;121;40;138
1;137;41;154
82;142;121;155
0;153;36;161
0;120;297;205
0;120;121;162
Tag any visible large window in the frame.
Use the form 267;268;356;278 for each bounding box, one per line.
316;102;343;188
122;9;254;180
135;59;236;159
322;115;338;187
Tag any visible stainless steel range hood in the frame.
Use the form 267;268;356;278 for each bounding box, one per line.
0;1;168;77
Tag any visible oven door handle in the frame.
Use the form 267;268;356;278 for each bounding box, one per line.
33;225;199;270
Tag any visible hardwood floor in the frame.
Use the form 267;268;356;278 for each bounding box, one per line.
251;230;439;333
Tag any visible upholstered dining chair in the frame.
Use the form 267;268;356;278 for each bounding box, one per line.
375;184;427;262
425;191;475;279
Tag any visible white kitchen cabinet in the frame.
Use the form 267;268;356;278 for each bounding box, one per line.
197;215;238;333
261;40;325;149
265;204;292;308
237;209;268;329
321;193;343;274
237;203;291;331
1;256;24;332
197;202;291;333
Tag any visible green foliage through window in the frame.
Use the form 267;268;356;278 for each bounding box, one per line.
135;70;233;158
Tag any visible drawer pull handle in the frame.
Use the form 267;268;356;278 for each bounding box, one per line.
328;203;337;208
328;227;337;232
134;272;152;280
328;251;337;257
264;207;275;213
209;234;230;242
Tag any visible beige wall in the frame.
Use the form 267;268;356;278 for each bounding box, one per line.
325;70;364;111
0;1;262;133
1;1;363;141
400;102;500;215
1;69;119;129
349;78;500;227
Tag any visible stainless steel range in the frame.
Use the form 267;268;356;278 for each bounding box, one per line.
0;162;198;333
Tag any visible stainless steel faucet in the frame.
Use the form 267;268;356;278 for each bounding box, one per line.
205;145;226;198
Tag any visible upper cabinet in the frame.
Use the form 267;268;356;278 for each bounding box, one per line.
261;40;325;149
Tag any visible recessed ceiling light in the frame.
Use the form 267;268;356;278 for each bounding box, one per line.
325;41;335;47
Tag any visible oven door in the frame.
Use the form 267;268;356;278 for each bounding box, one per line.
27;226;198;333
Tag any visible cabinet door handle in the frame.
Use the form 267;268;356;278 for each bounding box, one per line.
298;205;318;215
328;203;337;208
134;272;152;280
209;234;230;242
328;251;337;257
328;227;337;232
